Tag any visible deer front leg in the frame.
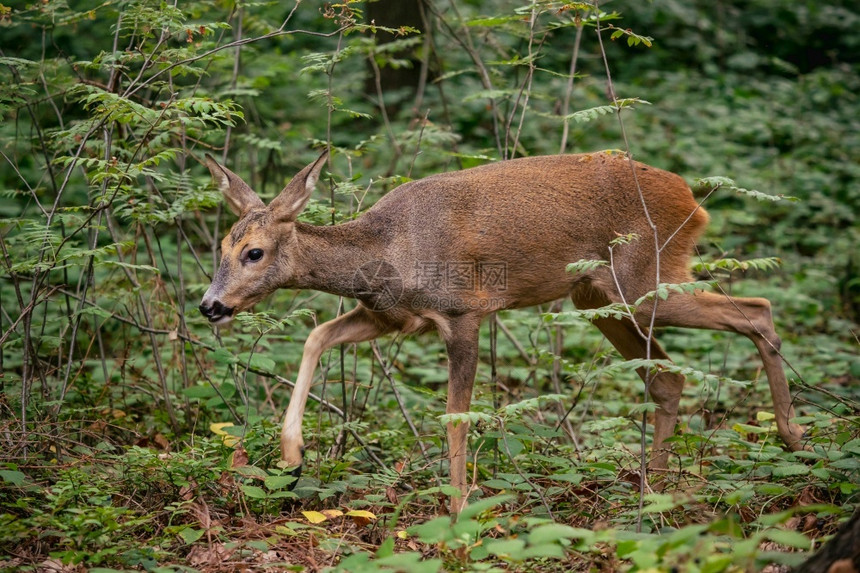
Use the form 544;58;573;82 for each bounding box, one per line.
280;306;391;475
441;316;481;514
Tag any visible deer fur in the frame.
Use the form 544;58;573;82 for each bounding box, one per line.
199;149;805;512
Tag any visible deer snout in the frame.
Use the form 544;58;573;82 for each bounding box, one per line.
198;298;235;324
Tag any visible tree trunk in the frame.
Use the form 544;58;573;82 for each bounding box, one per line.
795;508;860;573
365;0;428;116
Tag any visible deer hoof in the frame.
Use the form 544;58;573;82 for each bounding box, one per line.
279;445;304;490
782;423;808;452
287;463;302;490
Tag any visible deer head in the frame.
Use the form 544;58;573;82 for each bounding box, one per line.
198;152;328;324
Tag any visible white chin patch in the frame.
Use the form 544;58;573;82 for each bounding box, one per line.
211;315;234;325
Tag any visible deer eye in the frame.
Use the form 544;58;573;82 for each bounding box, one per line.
247;248;264;262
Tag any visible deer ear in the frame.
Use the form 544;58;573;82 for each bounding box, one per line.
205;154;265;217
269;150;329;222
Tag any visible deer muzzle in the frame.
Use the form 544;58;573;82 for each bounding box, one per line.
198;299;235;324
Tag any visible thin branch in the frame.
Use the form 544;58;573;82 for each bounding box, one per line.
594;2;660;531
559;22;584;154
370;341;432;463
498;416;555;519
408;109;432;179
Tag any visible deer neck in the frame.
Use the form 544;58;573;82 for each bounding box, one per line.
290;221;383;297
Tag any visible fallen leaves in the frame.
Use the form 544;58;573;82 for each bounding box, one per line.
302;508;378;526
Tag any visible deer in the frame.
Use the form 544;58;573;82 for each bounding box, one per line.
199;149;805;512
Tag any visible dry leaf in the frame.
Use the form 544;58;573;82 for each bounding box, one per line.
153;433;170;450
386;486;398;505
302;511;328;524
230;447;249;469
347;509;376;526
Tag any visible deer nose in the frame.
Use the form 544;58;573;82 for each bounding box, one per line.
199;299;234;323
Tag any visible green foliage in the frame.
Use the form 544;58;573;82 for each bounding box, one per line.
0;0;858;571
557;98;650;124
565;258;608;275
693;256;782;275
608;25;654;48
695;176;797;203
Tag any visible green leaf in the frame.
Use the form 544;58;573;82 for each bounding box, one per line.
0;470;26;485
502;438;523;458
756;483;790;496
830;457;860;471
178;527;205;544
235;352;277;372
771;464;810;477
375;537;395;558
640;493;685;513
264;475;297;491
467;15;520;27
701;555;735;573
550;472;583;484
486;538;526;558
521;543;566;559
241;485;267;499
0;57;38;69
457;494;515;521
483;479;513;490
811;468;831;479
212;348;238;365
763;529;812;549
182;384;217;399
376;554;443;573
528;523;582;545
502;394;565;416
409;516;453;543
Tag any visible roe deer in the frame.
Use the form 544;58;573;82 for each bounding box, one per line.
199;149;805;511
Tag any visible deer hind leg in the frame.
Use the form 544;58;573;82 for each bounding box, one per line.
572;288;686;470
280;305;392;475
440;315;481;514
640;290;805;452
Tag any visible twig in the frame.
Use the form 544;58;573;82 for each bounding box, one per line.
498;416;555;519
593;2;659;531
408;109;431;179
494;314;535;366
370;341;431;463
559;22;584;154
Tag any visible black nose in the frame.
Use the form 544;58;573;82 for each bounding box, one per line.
199;300;234;322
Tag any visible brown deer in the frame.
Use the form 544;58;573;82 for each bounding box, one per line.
199;149;805;511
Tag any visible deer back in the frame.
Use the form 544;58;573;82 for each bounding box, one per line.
363;151;708;309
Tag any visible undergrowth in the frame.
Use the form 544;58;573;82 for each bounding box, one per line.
1;0;858;571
